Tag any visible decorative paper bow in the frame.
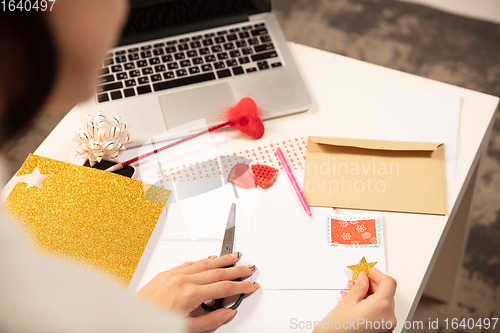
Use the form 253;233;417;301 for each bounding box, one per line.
74;111;130;166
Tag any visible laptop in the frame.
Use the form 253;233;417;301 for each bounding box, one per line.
86;0;312;147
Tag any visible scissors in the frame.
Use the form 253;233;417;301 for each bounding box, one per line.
201;203;244;312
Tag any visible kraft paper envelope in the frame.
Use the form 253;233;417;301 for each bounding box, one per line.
303;137;446;215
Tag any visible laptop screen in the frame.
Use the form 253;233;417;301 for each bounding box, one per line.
120;0;272;45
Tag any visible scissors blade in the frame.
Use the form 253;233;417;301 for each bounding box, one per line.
219;203;236;257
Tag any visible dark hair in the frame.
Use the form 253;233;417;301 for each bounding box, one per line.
0;11;58;146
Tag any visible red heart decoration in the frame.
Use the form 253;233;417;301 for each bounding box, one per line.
227;163;255;189
223;97;265;140
251;164;279;189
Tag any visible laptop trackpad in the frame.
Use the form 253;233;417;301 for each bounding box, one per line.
158;83;236;130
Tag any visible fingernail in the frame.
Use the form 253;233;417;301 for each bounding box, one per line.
231;252;241;259
253;281;260;289
223;310;237;325
247;265;256;271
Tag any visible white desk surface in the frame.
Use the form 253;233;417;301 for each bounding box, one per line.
15;43;499;332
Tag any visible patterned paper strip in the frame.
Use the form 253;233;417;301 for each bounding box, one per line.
154;137;307;186
227;137;307;170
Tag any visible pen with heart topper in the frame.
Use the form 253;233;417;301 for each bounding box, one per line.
105;97;265;172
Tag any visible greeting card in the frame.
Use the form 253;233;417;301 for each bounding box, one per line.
3;154;170;286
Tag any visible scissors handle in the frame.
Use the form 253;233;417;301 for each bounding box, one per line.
201;289;244;312
201;271;244;312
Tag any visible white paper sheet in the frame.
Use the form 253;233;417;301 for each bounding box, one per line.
248;169;386;290
250;210;387;290
130;212;255;293
179;184;236;240
372;89;461;181
131;240;223;292
132;168;387;292
132;119;239;241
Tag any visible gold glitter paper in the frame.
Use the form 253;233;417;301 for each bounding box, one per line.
347;256;378;281
4;154;171;287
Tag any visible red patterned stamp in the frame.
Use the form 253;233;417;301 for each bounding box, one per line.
328;216;381;247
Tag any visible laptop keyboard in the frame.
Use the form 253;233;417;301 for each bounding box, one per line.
96;22;283;103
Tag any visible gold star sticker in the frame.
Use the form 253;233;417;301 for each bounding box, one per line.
347;256;378;281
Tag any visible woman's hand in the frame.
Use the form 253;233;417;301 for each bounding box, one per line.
137;252;259;333
314;268;397;333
